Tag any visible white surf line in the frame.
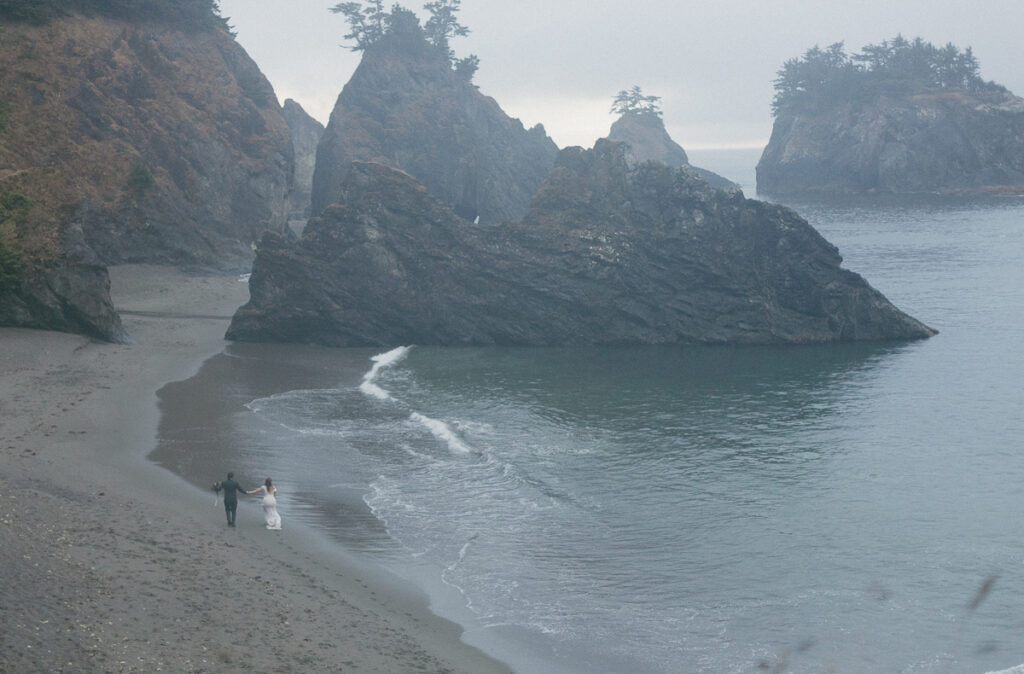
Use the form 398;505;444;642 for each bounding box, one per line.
359;346;411;400
359;346;474;454
446;533;480;574
410;412;472;454
440;533;480;612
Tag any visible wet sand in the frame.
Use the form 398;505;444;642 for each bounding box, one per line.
0;264;510;673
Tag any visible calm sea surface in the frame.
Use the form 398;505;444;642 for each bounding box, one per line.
156;149;1024;673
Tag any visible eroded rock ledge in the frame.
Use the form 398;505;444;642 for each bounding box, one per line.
228;140;935;347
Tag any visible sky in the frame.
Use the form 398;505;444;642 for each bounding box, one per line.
217;0;1024;151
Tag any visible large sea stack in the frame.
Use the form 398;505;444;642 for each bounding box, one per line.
228;140;935;347
757;38;1024;196
310;10;559;223
0;4;293;340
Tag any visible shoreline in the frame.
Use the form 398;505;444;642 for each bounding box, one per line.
0;264;510;673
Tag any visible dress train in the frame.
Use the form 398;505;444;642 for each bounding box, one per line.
262;491;282;530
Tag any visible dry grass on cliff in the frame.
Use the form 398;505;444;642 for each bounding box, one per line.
0;13;288;272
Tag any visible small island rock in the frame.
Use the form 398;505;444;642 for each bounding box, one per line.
757;38;1024;195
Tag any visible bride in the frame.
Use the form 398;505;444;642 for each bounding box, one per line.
247;477;282;530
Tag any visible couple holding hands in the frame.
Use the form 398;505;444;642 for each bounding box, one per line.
214;472;282;530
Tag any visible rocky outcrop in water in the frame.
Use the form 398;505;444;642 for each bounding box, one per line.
310;12;558;223
227;140;935;347
282;99;324;219
606;112;737;190
757;90;1024;195
0;12;293;340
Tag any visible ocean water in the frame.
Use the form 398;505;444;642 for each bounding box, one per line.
156;150;1024;673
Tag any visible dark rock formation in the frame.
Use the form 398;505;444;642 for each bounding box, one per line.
0;13;293;339
606;112;737;190
0;263;124;342
310;13;558;223
227;141;935;347
757;90;1024;195
282;99;324;219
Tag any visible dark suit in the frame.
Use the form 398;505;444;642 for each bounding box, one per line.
215;477;247;526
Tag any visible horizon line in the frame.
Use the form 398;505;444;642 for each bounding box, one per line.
685;142;766;152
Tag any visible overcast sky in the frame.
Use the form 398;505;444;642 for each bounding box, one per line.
218;0;1024;150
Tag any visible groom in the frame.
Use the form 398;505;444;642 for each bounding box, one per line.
214;472;248;527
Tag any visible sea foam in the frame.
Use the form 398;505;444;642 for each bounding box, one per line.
359;346;411;400
411;412;472;454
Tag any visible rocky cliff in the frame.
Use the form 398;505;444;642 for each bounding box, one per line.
227;140;935;347
606;112;736;190
757;90;1024;195
0;12;294;340
282;98;324;219
310;13;558;223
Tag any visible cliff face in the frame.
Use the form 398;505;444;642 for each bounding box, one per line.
0;14;294;340
607;112;737;190
228;140;935;347
757;90;1024;195
310;18;559;223
282;99;324;219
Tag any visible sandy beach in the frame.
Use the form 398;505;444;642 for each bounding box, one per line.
0;265;510;673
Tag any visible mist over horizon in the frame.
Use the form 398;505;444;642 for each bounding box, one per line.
218;0;1024;150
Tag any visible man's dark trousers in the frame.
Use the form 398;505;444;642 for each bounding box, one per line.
224;495;238;526
217;477;246;526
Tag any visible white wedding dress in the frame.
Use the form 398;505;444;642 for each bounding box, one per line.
261;486;282;530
